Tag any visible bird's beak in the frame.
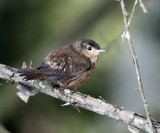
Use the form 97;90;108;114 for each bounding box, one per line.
98;49;107;52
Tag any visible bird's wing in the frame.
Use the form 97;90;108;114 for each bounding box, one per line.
39;57;73;79
39;48;91;79
71;55;91;75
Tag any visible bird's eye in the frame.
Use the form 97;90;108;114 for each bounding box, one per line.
87;47;92;51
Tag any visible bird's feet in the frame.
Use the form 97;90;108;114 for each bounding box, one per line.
71;88;79;94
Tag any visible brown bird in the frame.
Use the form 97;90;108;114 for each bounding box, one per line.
18;39;106;90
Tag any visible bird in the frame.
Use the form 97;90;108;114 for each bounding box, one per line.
18;39;106;91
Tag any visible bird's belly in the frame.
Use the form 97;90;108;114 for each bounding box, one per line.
63;71;92;88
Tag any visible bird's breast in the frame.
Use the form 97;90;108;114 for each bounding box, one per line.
63;63;96;88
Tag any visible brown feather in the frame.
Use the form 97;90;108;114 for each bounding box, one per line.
18;68;48;80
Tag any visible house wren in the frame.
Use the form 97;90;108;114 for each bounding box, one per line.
18;39;106;90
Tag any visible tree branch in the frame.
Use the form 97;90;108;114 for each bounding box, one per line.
0;63;160;132
0;124;10;133
120;0;155;132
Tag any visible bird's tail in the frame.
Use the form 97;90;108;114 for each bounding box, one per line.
17;68;47;80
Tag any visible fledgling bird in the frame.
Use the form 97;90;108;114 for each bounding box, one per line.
18;39;106;90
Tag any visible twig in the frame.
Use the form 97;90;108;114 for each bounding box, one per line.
128;0;138;26
138;0;147;13
0;64;160;133
122;0;138;42
120;0;156;133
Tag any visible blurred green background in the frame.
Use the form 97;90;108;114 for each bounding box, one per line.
0;0;160;133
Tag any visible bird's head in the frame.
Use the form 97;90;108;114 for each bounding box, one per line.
71;39;106;63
